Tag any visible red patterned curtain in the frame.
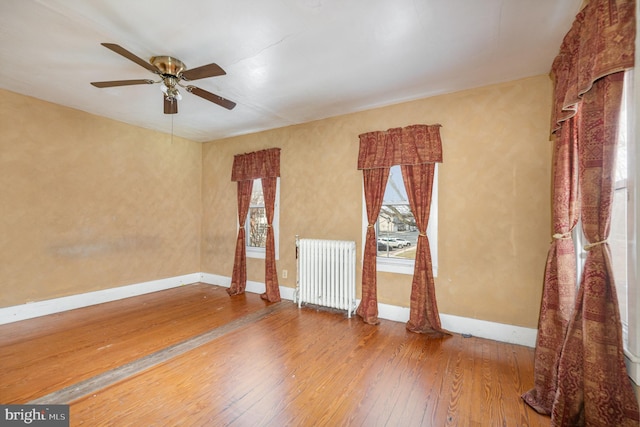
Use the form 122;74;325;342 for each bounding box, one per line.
552;72;638;427
522;117;580;414
230;148;281;182
357;125;444;333
228;180;253;296
261;176;280;302
402;162;446;336
356;166;389;324
523;0;638;425
229;148;281;301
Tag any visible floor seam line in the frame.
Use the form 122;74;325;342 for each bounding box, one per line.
28;301;287;405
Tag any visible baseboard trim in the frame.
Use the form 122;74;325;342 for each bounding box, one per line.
375;301;537;347
201;274;537;347
1;272;537;348
624;349;640;386
0;273;201;325
199;273;296;301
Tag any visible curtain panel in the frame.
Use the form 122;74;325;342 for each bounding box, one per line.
229;148;281;302
550;0;635;132
261;176;280;302
401;163;446;336
524;0;638;425
357;166;389;324
228;180;253;296
357;125;443;169
551;71;637;427
357;124;445;335
522;117;580;414
231;148;281;182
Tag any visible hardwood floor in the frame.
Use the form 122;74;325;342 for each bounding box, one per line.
0;284;549;426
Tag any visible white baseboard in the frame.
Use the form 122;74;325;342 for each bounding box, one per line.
199;273;297;301
0;273;201;325
201;274;537;347
439;313;537;347
1;272;537;348
624;350;640;385
375;301;537;347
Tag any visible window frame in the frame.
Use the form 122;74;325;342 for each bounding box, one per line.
616;70;637;374
245;177;280;260
362;164;438;276
624;68;638;378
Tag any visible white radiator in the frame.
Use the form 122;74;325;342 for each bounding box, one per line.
295;236;357;317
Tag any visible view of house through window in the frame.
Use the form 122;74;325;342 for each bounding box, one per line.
248;179;267;248
376;165;417;259
372;164;438;276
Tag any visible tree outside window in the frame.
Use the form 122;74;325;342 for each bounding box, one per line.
247;179;267;248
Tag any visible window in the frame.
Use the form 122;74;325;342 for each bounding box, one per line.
248;179;267;249
609;71;638;379
611;86;629;346
626;68;640;377
364;164;438;275
246;178;280;259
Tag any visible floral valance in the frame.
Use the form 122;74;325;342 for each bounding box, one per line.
551;0;635;133
357;124;443;170
231;148;281;182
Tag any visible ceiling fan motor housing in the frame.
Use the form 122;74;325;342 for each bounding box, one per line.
150;56;186;77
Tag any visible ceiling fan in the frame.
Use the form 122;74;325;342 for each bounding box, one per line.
90;43;236;114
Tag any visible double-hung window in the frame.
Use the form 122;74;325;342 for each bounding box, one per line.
246;178;280;260
611;72;637;374
364;164;438;276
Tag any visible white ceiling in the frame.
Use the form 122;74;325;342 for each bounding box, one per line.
0;0;581;142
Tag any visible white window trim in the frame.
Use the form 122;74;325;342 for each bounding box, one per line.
244;178;280;260
626;64;639;382
361;164;438;277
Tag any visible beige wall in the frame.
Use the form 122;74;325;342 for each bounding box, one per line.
201;75;553;329
1;74;552;329
0;89;202;307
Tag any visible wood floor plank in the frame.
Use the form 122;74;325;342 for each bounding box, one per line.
29;301;287;405
0;284;271;403
1;285;550;426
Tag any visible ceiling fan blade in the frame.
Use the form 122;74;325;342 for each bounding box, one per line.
180;63;226;81
164;96;178;114
101;43;158;73
186;86;236;110
91;79;155;88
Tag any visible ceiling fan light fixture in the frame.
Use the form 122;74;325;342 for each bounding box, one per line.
163;90;182;101
160;78;182;101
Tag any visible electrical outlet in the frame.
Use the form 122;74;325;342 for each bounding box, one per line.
282;269;288;279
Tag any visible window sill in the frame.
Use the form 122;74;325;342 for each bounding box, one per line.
246;247;266;260
246;246;280;261
376;257;438;277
